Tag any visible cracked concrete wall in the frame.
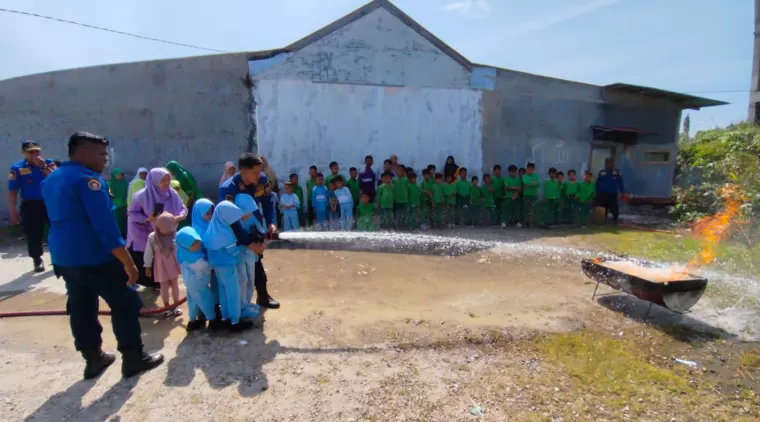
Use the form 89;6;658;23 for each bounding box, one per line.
0;53;252;217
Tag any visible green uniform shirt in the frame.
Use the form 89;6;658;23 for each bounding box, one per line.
346;177;360;203
481;182;495;207
432;183;444;204
357;202;374;219
563;181;579;197
469;184;482;205
543;179;560;200
306;178;317;205
377;184;395;209
443;183;457;205
491;176;505;199
504;176;522;198
293;184;304;209
420;179;435;204
408;183;421;206
455;179;471;197
521;174;540;197
578;181;596;202
392;176;409;204
325;172;342;186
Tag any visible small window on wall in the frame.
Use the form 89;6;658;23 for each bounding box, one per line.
643;150;671;163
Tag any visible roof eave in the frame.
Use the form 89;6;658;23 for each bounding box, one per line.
604;83;729;110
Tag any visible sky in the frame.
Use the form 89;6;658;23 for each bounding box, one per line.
0;0;753;134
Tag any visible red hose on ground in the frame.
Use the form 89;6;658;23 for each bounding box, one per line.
0;297;187;319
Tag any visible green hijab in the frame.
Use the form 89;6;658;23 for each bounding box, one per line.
110;168;129;207
165;161;202;199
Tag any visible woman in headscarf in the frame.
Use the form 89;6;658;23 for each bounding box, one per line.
444;156;459;180
171;180;190;205
220;161;236;186
165;161;203;208
110;168;129;237
127;168;188;289
389;154;399;175
127;167;149;208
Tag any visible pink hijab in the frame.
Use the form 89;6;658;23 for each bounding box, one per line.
153;212;177;256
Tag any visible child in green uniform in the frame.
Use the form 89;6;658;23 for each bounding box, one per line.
577;171;596;227
432;173;445;228
356;192;377;231
289;173;305;227
407;172;421;229
556;171;566;224
347;167;361;209
392;165;410;229
306;165;318;227
491;165;505;226
521;163;540;227
562;169;580;225
542;168;560;226
325;161;342;186
503;165;522;227
377;172;395;229
481;174;497;225
420;169;434;228
468;176;482;226
455;168;471;226
443;175;457;227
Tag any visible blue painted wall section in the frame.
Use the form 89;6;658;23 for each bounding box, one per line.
470;66;496;91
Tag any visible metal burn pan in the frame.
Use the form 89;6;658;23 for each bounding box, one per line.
581;258;708;313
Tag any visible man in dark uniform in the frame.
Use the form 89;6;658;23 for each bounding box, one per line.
219;152;280;309
595;158;627;224
41;132;163;380
7;141;54;272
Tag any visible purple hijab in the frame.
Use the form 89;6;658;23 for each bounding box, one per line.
126;167;187;251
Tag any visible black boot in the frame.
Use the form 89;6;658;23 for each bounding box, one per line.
208;319;231;331
186;319;206;332
229;319;254;333
255;284;280;309
33;257;45;273
81;349;116;380
121;347;164;378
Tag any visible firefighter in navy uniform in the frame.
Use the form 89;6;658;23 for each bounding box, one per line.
41;132;163;380
595;158;627;225
7;141;54;272
218;152;280;309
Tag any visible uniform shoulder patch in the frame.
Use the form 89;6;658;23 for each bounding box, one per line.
87;178;102;191
8;170;15;180
18;167;32;176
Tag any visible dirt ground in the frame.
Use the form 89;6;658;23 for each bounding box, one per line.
1;228;758;421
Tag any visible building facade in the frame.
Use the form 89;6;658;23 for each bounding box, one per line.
0;0;725;217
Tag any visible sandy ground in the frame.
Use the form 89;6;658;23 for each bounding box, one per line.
0;229;757;421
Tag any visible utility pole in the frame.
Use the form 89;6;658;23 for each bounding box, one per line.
750;0;760;124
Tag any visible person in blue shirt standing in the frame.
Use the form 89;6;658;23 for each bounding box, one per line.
218;152;280;310
41;132;164;380
595;158;627;225
7;141;54;272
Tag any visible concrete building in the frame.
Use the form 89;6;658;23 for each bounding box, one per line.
1;0;727;218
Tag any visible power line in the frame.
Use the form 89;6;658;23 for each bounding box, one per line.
0;8;226;53
681;90;749;94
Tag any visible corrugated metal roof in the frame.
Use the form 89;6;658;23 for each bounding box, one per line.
604;83;728;110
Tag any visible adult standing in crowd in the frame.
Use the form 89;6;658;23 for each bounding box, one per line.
7;141;54;272
595;158;626;225
444;156;459;180
165;160;203;209
218;153;280;309
219;161;236;186
41;132;162;380
358;155;376;202
127;168;187;289
110;168;129;237
127;167;148;208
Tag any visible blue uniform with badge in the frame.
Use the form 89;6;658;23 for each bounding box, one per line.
41;161;143;352
595;168;625;223
218;171;280;309
8;158;53;262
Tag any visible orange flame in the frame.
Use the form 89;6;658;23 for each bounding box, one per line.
687;184;744;270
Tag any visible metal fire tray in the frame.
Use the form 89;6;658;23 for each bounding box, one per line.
581;257;708;314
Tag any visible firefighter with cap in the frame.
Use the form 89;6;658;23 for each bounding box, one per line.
595;158;627;224
7;141;55;272
41;132;164;379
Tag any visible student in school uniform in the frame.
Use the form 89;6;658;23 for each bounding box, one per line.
578;171;596;228
521;164;540;228
542;168;560;227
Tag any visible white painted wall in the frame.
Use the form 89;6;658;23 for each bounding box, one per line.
256;79;483;185
253;7;471;89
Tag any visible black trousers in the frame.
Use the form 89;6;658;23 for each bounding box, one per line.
58;260;143;352
20;200;48;260
595;193;620;223
129;248;157;288
254;259;270;302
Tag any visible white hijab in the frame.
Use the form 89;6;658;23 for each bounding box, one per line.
127;167;149;193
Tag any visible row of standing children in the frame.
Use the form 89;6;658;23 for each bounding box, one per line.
269;158;599;232
142;196;264;332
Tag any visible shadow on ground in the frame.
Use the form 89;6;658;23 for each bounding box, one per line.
24;376;140;421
